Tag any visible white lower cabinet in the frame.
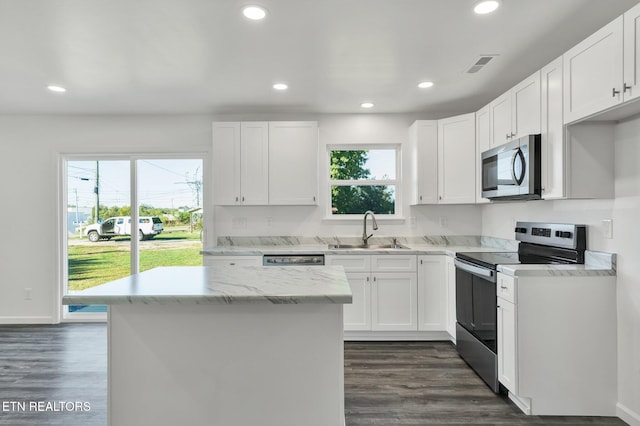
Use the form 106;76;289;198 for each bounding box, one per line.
496;272;617;416
203;255;262;267
497;273;517;393
445;256;456;340
417;255;447;331
326;254;417;332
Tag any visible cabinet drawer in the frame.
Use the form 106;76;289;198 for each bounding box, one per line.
325;255;371;272
371;255;417;272
497;273;516;304
204;256;262;267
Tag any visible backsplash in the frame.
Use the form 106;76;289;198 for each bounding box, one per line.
216;235;518;250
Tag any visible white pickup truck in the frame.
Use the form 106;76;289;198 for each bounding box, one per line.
85;216;163;242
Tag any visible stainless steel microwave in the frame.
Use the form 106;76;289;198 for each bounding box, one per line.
481;134;541;200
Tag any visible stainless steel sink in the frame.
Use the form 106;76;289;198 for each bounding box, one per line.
328;243;409;250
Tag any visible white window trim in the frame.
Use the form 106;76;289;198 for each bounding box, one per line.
325;143;402;219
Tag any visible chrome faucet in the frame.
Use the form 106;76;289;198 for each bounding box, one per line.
362;210;379;245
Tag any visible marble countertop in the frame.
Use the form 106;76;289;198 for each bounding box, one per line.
202;236;616;277
202;235;519;256
62;266;353;305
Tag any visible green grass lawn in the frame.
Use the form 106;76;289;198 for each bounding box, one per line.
68;230;202;291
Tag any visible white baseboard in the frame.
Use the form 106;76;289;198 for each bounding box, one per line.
618;402;640;426
0;316;55;325
344;330;452;341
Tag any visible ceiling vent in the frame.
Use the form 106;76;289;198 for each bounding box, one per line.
466;54;498;73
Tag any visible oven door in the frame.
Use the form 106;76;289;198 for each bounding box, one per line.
454;258;497;353
481;138;527;199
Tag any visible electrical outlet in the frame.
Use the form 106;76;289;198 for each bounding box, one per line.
440;216;448;227
266;217;273;227
24;288;32;300
602;219;613;239
409;216;416;228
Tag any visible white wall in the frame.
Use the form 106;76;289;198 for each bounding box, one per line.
213;114;483;239
0;115;213;324
481;116;640;423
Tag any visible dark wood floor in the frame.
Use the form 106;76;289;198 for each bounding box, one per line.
0;324;626;425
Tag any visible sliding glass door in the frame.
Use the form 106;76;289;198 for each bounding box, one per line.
63;155;205;320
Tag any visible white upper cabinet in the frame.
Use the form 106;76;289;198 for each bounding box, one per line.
240;122;270;205
623;2;640;103
212;122;242;206
490;71;541;147
563;16;624;123
438;113;476;204
213;121;318;206
540;57;565;200
475;104;491;204
213;121;269;205
268;121;319;205
409;120;438;204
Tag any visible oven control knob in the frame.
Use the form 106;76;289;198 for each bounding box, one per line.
515;227;527;234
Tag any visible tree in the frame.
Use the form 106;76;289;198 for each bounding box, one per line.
330;150;395;215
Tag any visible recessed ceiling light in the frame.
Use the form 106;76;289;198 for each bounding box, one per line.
47;85;66;93
474;0;500;14
360;102;374;109
273;83;288;90
418;81;434;89
242;5;267;20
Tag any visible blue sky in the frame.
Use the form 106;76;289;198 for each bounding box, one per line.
68;159;203;210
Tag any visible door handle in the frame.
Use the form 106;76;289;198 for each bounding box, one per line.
613;87;620;97
510;148;526;185
623;83;632;93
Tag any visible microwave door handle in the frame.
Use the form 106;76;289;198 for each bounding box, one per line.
511;148;526;185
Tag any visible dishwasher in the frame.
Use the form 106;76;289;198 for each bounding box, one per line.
263;254;325;266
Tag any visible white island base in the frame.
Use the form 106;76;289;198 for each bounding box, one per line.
108;303;345;426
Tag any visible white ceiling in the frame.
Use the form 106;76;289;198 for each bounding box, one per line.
0;0;638;116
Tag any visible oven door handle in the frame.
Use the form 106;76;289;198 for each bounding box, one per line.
454;258;496;283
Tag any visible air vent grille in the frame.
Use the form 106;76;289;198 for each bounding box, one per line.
466;54;498;73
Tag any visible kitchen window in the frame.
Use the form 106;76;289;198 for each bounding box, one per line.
328;145;400;217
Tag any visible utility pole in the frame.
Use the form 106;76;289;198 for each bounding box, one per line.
74;188;79;233
94;161;100;223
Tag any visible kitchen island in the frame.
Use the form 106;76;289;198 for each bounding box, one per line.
62;265;352;426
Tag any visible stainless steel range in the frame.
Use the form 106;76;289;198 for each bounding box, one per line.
453;222;586;392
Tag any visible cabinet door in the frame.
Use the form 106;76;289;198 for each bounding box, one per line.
490;92;511;147
445;256;457;339
624;2;640;102
212;122;241;205
268;121;318;205
240;122;269;205
371;272;418;331
511;71;541;139
410;120;438;204
540;57;566;200
438;113;476;204
563;16;623;124
475;104;491;204
497;298;517;393
417;256;447;331
343;272;372;331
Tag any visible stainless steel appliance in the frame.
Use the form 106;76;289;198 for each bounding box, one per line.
454;222;586;392
481;134;541;200
263;254;325;266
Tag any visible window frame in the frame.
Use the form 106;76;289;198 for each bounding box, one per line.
58;152;210;323
326;143;402;219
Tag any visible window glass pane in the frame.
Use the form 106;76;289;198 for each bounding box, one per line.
331;185;395;215
330;149;396;181
137;159;203;272
67;160;131;313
